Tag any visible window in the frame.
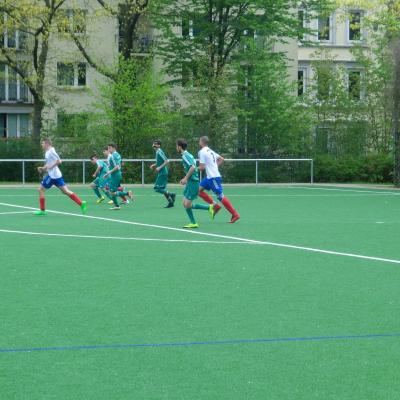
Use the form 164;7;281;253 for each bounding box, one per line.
0;64;32;102
181;62;200;87
317;69;331;100
0;113;31;138
298;10;305;40
318;16;330;41
298;69;306;96
1;14;25;49
57;63;86;87
348;70;361;100
182;17;203;38
348;11;362;41
58;9;87;34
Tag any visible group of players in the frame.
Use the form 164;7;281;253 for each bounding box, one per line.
35;136;240;228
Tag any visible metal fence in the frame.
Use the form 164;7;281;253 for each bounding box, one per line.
0;158;314;185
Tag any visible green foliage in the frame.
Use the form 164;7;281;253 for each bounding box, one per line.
314;154;393;183
94;56;173;157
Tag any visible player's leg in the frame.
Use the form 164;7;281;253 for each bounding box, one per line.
117;185;132;202
155;173;175;208
213;178;239;223
34;184;47;215
90;179;104;203
58;182;87;214
198;178;215;205
109;177;120;209
183;197;198;228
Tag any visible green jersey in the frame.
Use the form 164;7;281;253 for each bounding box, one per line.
108;151;122;179
156;148;168;175
182;150;199;182
96;160;108;179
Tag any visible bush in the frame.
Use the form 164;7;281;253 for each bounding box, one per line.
314;154;393;183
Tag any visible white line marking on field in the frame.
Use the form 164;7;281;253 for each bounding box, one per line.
0;211;33;216
289;186;400;196
0;229;243;245
0;201;399;265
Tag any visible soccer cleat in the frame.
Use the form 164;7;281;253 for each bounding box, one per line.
208;204;215;219
183;223;199;229
110;206;121;210
170;193;176;204
121;199;130;205
108;200;114;205
81;201;87;214
34;210;46;216
213;204;222;218
96;196;105;204
164;202;174;208
229;214;240;224
127;190;134;200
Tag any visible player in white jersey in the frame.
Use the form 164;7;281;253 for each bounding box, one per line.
198;136;240;223
34;138;87;215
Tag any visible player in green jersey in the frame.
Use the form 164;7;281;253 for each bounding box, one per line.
103;143;133;210
89;150;113;204
176;138;213;228
150;139;176;208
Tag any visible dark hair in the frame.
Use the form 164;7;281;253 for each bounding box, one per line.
103;146;109;151
108;142;117;149
153;139;162;146
176;138;188;150
200;136;209;145
90;154;98;160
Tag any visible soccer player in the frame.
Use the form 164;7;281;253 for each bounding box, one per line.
35;138;87;215
150;139;176;208
89;151;113;204
176;138;212;228
198;136;240;223
103;143;132;210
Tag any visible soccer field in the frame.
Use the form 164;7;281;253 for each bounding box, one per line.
1;184;400;399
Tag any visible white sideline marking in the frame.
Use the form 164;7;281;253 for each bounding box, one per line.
0;201;399;265
290;186;400;195
0;229;243;245
0;211;33;216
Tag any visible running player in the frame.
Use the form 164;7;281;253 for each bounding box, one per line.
35;138;87;215
150;139;175;208
198;136;240;223
105;146;129;206
89;151;113;204
103;143;132;210
176;138;212;228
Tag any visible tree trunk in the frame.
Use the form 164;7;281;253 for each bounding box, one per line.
391;37;400;186
32;98;45;142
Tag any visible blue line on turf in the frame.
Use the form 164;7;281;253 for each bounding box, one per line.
1;332;399;354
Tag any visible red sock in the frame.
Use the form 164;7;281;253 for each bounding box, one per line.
221;197;237;216
69;193;82;206
199;191;214;204
39;197;45;211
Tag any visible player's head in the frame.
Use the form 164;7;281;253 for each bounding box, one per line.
176;138;187;153
108;142;117;152
103;146;110;157
152;139;162;149
41;138;52;150
90;154;98;164
199;136;209;148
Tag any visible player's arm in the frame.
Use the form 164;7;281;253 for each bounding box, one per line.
217;155;224;167
156;159;169;172
180;165;195;185
92;165;102;178
198;163;206;171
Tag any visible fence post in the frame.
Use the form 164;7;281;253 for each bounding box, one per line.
255;160;259;185
22;160;25;186
310;159;314;184
141;160;145;185
82;161;86;185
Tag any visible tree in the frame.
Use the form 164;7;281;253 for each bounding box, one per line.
0;0;66;141
155;0;331;145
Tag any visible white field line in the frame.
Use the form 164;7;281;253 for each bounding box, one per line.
289;186;400;196
0;201;399;265
0;211;33;215
0;229;243;245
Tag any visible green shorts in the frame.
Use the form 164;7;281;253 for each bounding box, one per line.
154;173;168;191
93;176;108;189
183;179;199;201
108;174;122;192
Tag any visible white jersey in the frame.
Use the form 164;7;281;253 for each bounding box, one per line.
45;147;62;179
198;146;221;178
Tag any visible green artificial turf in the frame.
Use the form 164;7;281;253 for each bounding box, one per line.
0;185;399;399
